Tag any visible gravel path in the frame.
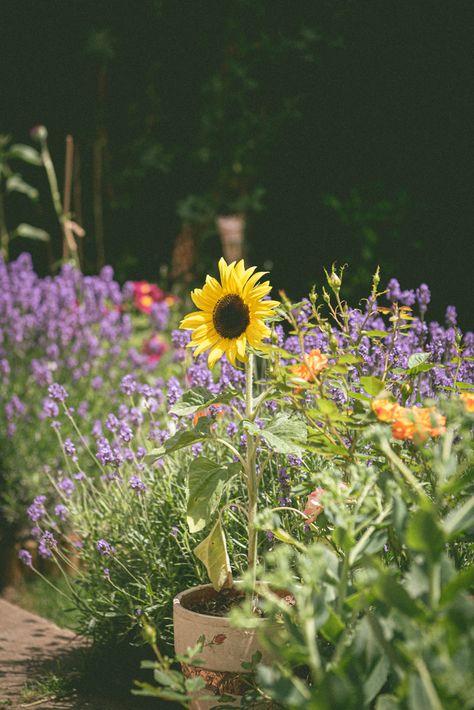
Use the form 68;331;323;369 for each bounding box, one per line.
0;599;161;709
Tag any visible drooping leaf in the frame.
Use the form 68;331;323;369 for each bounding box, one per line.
6;175;39;200
8;143;42;165
187;457;241;533
13;223;50;242
194;518;233;591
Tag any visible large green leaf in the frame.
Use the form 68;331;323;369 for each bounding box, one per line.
170;386;236;416
244;412;306;455
194;518;233;591
187;457;241;533
407;352;431;369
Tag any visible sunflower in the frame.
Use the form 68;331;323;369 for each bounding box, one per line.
180;258;279;367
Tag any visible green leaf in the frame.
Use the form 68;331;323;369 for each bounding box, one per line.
184;676;206;693
364;655;390;705
320;608;345;643
6;175;39;200
364;330;390;339
187;457;241;533
170;387;236;416
454;381;474;390
271;528;305;550
8;143;42;165
376;574;422;618
443;496;474;538
407;352;430;369
146;420;209;460
13;223;50;242
405;509;445;561
311;398;345;420
338;354;362;365
410;363;437;375
244;413;306;455
360;375;385;396
194;518;233;591
440;565;474;605
349;390;371;403
375;695;400;710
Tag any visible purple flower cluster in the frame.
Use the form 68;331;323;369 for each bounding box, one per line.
96;538;115;556
0;254;151;449
282;279;474;399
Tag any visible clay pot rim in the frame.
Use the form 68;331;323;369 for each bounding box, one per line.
174;583;252;625
173;582;291;624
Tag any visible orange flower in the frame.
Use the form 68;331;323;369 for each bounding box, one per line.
391;413;416;441
291;349;329;384
192;404;225;427
372;399;403;422
391;406;446;443
460;391;474;413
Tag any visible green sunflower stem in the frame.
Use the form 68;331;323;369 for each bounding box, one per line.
245;353;259;599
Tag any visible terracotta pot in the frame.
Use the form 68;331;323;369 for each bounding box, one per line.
174;583;274;709
216;214;245;263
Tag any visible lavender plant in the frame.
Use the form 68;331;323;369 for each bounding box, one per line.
0;253;173;530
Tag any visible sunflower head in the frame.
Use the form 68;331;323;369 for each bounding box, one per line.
180;258;279;368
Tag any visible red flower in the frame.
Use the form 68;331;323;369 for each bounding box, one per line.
142;334;169;365
132;281;165;314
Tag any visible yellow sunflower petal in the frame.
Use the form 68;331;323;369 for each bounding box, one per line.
191;335;220;357
236;335;247;361
190;288;215;311
180;311;212;329
208;340;227;368
242;271;268;297
225;342;238;366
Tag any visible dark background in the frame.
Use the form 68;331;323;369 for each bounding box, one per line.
1;0;472;326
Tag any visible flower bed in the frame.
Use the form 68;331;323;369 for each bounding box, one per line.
3;255;473;708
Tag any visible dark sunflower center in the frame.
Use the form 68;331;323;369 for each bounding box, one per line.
213;294;250;339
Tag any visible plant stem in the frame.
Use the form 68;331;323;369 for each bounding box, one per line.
245;354;259;595
39;136;79;268
0;189;9;260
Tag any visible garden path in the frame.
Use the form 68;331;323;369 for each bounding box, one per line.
0;599;157;709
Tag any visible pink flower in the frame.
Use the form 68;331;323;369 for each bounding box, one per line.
303;487;325;524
